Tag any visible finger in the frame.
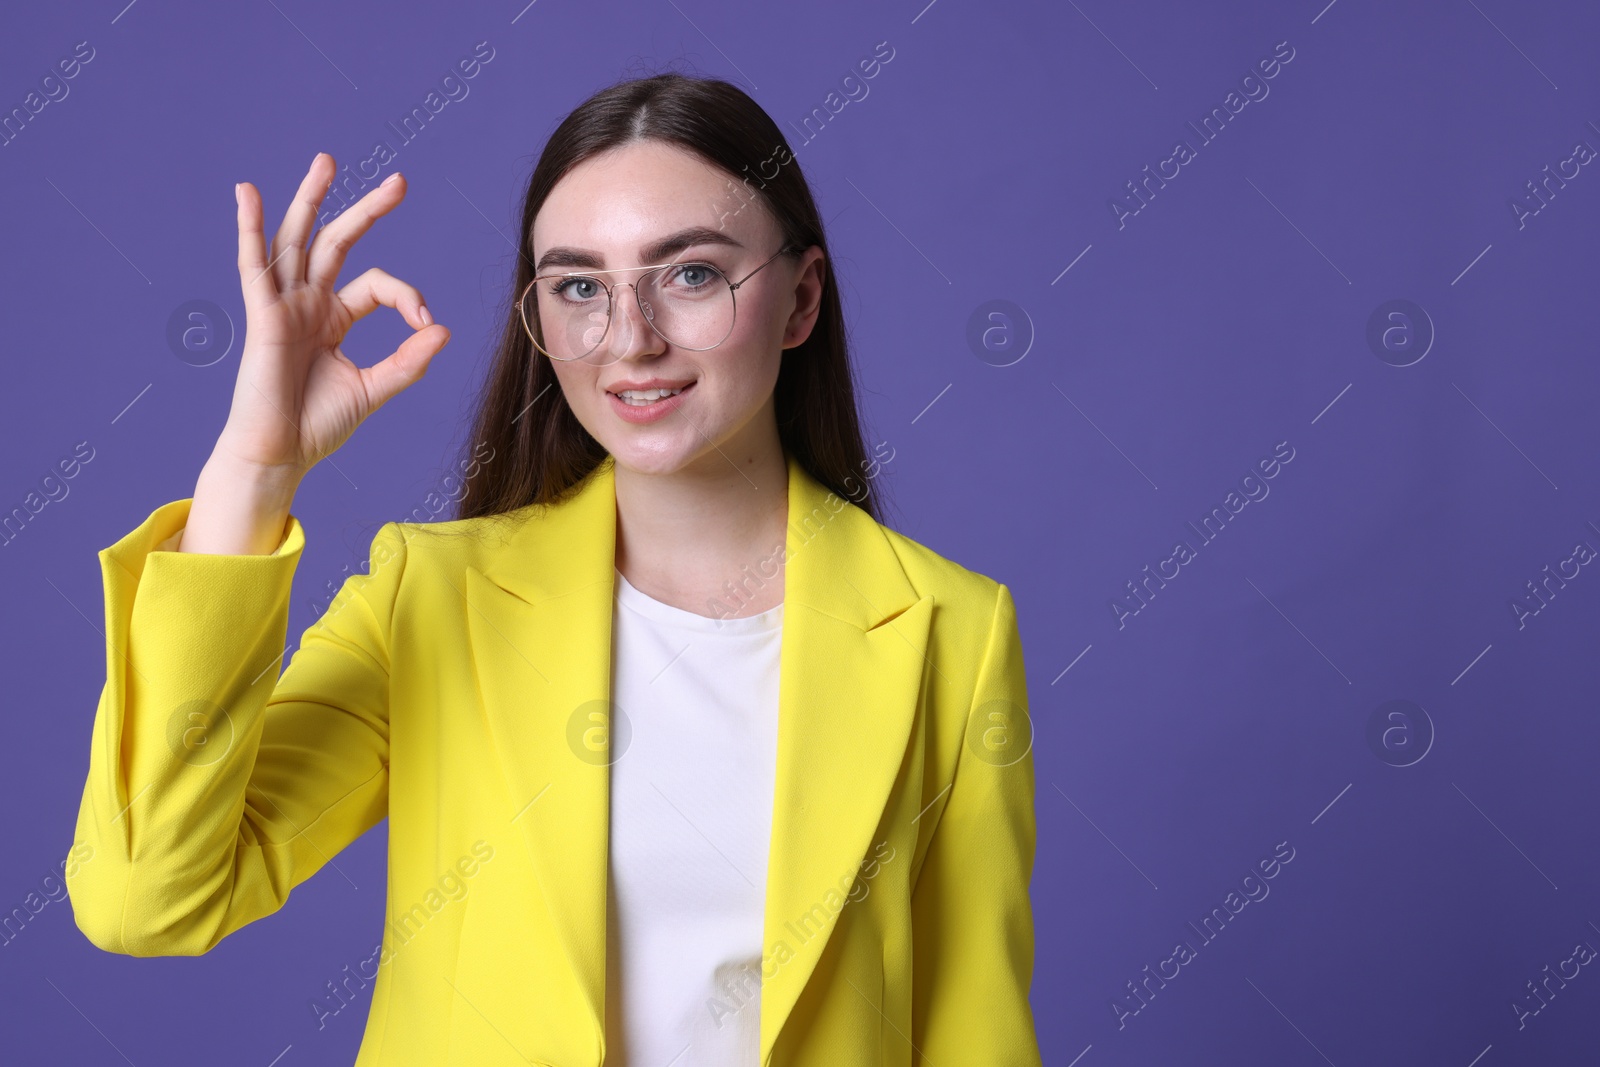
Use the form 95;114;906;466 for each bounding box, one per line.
267;152;337;291
235;181;279;313
335;266;434;332
306;171;406;291
360;324;452;412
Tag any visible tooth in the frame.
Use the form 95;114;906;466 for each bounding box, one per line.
615;386;683;402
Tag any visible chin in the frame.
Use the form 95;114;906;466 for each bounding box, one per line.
603;437;701;477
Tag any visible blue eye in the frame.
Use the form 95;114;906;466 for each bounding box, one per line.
550;277;602;302
666;264;721;291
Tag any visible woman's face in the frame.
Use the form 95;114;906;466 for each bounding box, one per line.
529;140;825;477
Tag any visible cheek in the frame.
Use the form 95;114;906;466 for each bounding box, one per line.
739;288;791;346
550;362;599;410
710;343;782;408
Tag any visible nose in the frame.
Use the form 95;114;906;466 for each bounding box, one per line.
600;280;668;365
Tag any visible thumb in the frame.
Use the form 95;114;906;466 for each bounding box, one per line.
363;324;450;412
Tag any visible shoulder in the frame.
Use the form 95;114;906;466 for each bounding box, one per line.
386;508;530;550
872;518;1009;634
361;505;540;582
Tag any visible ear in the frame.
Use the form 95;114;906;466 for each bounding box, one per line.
781;245;827;351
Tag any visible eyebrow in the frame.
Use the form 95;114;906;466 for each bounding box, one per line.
533;226;745;274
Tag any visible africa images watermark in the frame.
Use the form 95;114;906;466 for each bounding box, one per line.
1108;39;1297;230
697;37;897;241
306;439;497;621
1110;440;1297;630
309;840;496;1031
1513;931;1598;1031
1;842;96;949
1509;523;1598;631
0;439;97;550
1507;121;1598;231
315;40;498;227
701;440;897;624
705;838;898;1030
0;39;97;150
785;40;897;149
1112;839;1297;1029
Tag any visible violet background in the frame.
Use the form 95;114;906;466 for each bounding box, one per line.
3;0;1599;1064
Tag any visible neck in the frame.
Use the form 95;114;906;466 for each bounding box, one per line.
612;439;790;619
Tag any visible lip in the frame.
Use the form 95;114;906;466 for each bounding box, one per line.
604;377;696;392
606;380;695;425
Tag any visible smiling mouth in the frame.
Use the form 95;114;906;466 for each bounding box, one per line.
609;383;693;406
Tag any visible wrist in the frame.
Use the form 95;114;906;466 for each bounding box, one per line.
198;449;303;507
189;453;302;544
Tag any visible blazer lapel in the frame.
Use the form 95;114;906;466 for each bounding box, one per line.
757;455;930;1065
461;450;930;1065
463;458;619;1057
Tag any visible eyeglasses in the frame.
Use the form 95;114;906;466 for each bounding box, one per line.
518;244;798;366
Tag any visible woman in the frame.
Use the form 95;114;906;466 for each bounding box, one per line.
66;74;1041;1066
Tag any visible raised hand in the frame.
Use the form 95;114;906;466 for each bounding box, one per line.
217;151;450;478
180;153;450;556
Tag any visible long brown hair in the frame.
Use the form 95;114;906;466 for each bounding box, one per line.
450;71;886;524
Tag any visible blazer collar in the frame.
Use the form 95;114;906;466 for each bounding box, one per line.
462;449;933;1065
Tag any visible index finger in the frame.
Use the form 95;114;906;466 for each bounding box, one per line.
304;171;406;290
235;181;280;313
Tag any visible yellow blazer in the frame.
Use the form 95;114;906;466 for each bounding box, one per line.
67;449;1042;1066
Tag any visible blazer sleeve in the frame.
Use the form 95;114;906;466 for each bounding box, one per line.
65;497;408;957
909;581;1044;1066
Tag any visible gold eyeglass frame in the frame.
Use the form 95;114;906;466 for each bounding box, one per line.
517;244;799;362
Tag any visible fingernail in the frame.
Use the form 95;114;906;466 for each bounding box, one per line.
419;303;433;326
382;172;402;187
234;182;242;204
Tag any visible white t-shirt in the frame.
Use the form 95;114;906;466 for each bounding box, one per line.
604;566;783;1066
